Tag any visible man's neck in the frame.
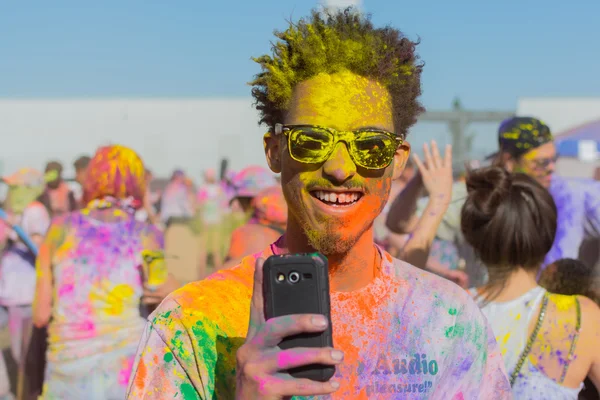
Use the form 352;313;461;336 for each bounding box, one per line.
281;218;378;292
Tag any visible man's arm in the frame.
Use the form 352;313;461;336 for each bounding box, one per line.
396;142;455;269
584;181;600;238
33;220;65;327
385;173;423;234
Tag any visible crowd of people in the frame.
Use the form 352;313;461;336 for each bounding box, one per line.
0;6;599;400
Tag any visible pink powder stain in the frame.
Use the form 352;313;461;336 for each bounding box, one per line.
58;283;74;297
118;356;135;386
257;376;280;395
276;351;304;370
79;320;96;335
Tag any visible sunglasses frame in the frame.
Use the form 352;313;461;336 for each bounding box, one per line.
274;123;405;170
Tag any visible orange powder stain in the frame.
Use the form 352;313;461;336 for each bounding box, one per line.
135;358;147;391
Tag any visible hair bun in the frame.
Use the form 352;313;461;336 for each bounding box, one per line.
465;167;511;220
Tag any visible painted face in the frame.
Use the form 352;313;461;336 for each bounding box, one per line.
515;142;557;188
276;70;409;255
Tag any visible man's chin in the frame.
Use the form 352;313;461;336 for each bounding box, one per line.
305;228;359;256
538;174;553;188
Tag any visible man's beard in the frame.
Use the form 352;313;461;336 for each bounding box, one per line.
301;217;365;257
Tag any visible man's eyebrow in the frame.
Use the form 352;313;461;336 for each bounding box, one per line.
355;126;390;131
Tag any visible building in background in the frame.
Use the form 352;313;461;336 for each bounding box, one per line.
0;98;268;180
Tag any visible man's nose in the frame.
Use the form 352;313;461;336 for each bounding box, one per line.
322;142;357;185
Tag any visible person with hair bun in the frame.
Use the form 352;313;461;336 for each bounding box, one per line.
387;116;600;286
462;166;600;399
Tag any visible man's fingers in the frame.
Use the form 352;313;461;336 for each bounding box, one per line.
252;314;329;348
247;257;266;340
422;142;434;171
266;375;340;397
430;141;442;169
412;153;427;176
444;144;453;169
271;347;343;372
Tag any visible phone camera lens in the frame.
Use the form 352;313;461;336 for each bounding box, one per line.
288;271;300;283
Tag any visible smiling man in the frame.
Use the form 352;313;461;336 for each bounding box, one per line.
127;9;510;399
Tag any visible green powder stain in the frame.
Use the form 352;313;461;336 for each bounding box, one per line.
164;352;173;362
180;383;200;400
446;324;465;338
448;308;457;316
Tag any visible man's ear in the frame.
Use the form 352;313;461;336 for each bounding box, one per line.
264;131;282;174
392;141;411;180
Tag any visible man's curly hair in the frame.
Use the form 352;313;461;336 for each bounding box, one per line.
250;8;424;137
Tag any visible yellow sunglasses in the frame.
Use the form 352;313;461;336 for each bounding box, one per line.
274;123;405;170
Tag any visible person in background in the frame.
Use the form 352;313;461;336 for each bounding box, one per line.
135;169;160;226
217;165;279;264
228;165;278;215
0;169;50;400
37;161;77;217
73;156;91;187
196;168;226;271
73;155;91;208
539;258;600;399
159;169;195;228
372;158;415;254
223;185;287;268
32;145;178;400
539;258;600;303
387;117;600;286
462;166;600;399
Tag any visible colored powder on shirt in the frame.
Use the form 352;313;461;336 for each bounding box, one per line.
127;244;511;399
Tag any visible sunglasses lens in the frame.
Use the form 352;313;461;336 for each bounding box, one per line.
289;127;333;162
352;132;397;169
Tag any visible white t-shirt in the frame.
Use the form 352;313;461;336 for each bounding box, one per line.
0;202;50;306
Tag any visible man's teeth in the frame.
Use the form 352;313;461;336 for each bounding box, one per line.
314;191;360;204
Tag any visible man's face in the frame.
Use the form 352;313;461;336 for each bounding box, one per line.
75;168;87;186
513;142;557;188
265;71;409;255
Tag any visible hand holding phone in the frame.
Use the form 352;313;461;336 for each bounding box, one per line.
235;257;342;400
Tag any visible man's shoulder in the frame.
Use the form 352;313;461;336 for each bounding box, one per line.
551;175;600;194
150;255;259;334
388;256;474;307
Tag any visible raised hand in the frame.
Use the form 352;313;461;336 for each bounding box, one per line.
412;141;453;206
235;258;342;399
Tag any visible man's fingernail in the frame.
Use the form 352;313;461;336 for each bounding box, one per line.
331;350;344;361
312;315;327;327
331;380;340;389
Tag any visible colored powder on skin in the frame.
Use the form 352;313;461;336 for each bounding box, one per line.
290;70;394;131
282;71;398;255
